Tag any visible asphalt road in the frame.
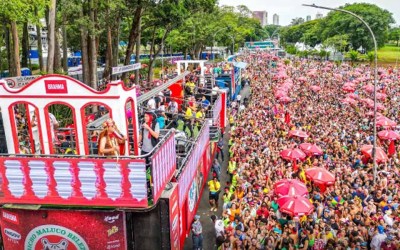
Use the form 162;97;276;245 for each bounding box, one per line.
184;85;251;250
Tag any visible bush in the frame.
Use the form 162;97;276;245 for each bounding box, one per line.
31;64;40;71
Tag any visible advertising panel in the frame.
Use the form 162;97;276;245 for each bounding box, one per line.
178;124;209;209
3;75;40;88
151;132;176;203
168;184;180;250
0;157;148;208
186;156;204;227
0;209;126;250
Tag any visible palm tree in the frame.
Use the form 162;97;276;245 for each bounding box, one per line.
346;50;359;65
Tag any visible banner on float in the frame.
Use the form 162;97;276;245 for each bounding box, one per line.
112;63;141;75
0;209;126;250
178;124;209;208
151;132;176;203
3;75;40;88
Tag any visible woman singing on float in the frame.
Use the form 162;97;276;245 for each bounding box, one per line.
98;119;126;157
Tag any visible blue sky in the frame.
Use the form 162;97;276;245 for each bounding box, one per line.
218;0;400;26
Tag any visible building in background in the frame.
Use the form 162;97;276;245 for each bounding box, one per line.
273;14;279;26
306;15;311;22
315;13;323;19
253;11;268;27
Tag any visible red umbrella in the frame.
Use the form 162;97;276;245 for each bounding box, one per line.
277;195;314;217
280;148;307;161
305;167;335;185
360;145;388;163
299;143;323;156
288;130;309;138
310;85;321;92
378;130;400;141
274;179;308;197
377;118;397;128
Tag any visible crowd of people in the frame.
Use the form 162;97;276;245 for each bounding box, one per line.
210;51;400;250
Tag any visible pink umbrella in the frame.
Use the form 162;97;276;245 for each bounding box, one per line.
275;90;287;99
363;84;374;93
280;148;307;161
305;167;335;185
288;130;309;138
376;93;387;100
366;102;385;111
378;130;400;141
298;76;307;82
346;93;359;100
274;179;308;197
342;98;358;105
277;195;314;216
360;145;388;163
365;111;383;117
342;86;355;92
376;118;397;128
310;85;321;92
279;96;293;103
299;143;323;156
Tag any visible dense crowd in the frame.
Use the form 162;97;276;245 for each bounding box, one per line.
214;52;400;250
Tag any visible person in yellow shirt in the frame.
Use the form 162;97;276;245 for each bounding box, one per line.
195;107;205;133
185;81;196;95
183;105;195;137
208;176;221;211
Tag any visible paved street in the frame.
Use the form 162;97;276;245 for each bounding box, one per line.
184;85;251;250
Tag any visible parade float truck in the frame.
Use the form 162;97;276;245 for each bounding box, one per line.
0;73;227;249
215;62;247;101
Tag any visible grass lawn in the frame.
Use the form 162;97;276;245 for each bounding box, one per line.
377;44;400;65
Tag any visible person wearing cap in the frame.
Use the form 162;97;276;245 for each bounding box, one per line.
139;111;160;156
370;225;387;250
191;215;203;250
381;235;397;250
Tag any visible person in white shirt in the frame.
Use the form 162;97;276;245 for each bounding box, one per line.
147;97;156;110
211;215;225;248
370;225;387;250
383;210;394;227
48;113;59;143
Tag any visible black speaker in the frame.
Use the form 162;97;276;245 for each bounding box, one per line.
0;114;7;153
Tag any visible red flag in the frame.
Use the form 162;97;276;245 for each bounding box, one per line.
293;160;298;171
388;140;396;156
285;112;291;125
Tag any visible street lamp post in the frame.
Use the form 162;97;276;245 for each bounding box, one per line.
303;4;379;184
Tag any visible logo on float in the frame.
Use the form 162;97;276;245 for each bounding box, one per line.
2;211;19;225
24;224;89;250
4;228;21;241
44;80;68;94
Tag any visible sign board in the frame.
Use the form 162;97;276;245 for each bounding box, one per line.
112;63;141;75
0;209;126;250
3;75;40;88
44;80;69;94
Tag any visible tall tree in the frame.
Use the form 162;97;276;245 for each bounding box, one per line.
320;3;395;50
47;0;57;73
